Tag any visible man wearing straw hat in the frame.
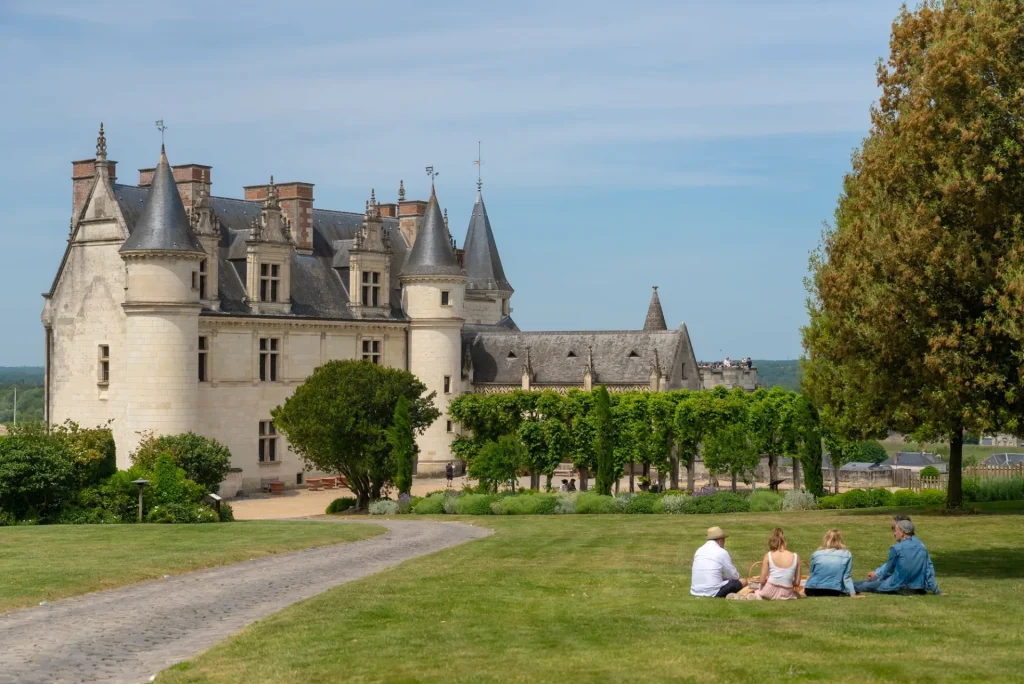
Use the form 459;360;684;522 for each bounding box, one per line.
691;526;748;598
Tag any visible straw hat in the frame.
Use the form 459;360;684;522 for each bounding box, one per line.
706;526;728;540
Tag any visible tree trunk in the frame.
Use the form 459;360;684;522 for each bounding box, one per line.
614;478;620;495
731;471;737;492
545;473;553;492
579;465;589;491
792;458;802;491
530;471;541;491
769;453;779;491
834;467;840;495
629;462;635;493
658;472;667;491
686;456;695;493
670;446;680;490
643;461;650;480
947;426;964;508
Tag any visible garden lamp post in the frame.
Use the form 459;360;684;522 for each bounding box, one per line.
131;478;150;522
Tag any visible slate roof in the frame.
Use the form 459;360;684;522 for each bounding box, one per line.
462;191;512;292
821;455;890;471
983;453;1024;466
119;149;204;255
464;329;683;385
880;452;946;469
112;183;411;320
643;287;667;331
400;191;464;278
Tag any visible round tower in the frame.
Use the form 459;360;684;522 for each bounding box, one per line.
400;186;466;476
118;145;205;456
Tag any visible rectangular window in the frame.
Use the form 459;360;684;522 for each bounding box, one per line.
259;337;279;381
446;420;453;433
199;259;208;299
443;375;451;393
441;290;451;306
98;345;110;385
198;336;208;382
259;263;280;302
191;271;198;290
361;271;380;307
258;420;277;462
361;339;381;365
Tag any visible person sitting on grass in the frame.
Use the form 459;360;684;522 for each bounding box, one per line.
728;527;800;600
854;517;941;595
691;526;747;598
805;528;862;597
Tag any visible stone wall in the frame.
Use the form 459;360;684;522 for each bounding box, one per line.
699;366;758;391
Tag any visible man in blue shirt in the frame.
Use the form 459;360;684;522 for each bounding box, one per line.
854;517;941;595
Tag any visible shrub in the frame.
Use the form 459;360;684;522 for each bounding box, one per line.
397;494;418;514
782;489;818;511
818;495;841;510
55;507;121;525
967;477;1024;502
625;493;659;514
413;493;446;515
838;489;871;509
920;465;941;478
498;494;559;515
150;455;208;507
690;492;750;514
0;509;14;526
554;492;577;514
146;503;218;524
867;488;894;507
0;434;76;520
576;492;620;514
443;493;461;514
615;492;634;512
326;497;357;514
892;489;919;507
962;477;980;502
657;494;690;514
131;432;232;493
918;489;946;505
455;494;497;515
218;502;234;522
369;499;400;515
749;490;783;512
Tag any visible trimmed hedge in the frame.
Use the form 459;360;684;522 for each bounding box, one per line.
413;493;446;515
576;493;621;514
455;494;499;515
497;493;559;515
326;497;357;514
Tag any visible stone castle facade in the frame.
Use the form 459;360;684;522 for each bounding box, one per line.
42;126;757;492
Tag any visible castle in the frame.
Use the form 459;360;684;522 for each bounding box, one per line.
41;126;757;493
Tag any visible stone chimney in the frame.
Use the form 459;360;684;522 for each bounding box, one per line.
377;203;397;218
72;158;118;218
244;181;315;254
139;164;212;211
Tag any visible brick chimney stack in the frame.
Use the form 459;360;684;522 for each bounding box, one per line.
244;181;315;253
72;158;117;219
398;198;427;247
139;164;212;211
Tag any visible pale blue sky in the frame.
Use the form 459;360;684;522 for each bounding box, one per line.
0;0;904;365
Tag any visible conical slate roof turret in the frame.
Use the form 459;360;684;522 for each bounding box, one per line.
643;286;668;331
120;147;203;255
462;190;512;292
400;189;464;278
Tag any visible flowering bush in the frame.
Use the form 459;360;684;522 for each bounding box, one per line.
781;489;818;511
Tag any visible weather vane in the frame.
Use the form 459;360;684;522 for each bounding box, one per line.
425;166;439;186
155;120;168;146
473;141;483;191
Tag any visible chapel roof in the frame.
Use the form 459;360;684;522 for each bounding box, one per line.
462;191;512;292
643;286;668;331
119;147;204;255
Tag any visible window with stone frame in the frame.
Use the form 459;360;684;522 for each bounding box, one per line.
444;375;451;393
198;259;208;299
361;339;381;365
198;336;209;382
361;271;381;307
258;420;277;462
259;263;280;302
97;345;110;385
446;420;453;433
440;290;451;306
259;337;279;381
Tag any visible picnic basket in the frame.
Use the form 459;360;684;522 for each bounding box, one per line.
739;558;811;596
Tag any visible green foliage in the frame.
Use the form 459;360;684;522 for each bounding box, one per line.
837;489;871;509
818;495;841;510
131;432;231;493
469;435;526;492
455;494;499;515
576;492;620;514
0;379;45;425
920;465;941;478
657;494;691;514
964;477;1024;502
554;492;577;514
326;497;357;514
218;502;234;522
8;421;118;488
624;492;658;514
592;386;616;495
918;489;947;505
892;489;919;507
748;490;783;512
413;493;446;515
0;509;15;526
688;492;750;514
867;488;894;507
496;493;559;515
146;503;219;524
368;500;400;515
271;360;439;508
387;396;416;496
855;441;889;465
0;434;76;519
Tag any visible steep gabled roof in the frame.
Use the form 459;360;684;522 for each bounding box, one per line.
643;286;667;331
119;147;203;255
400;190;463;278
463;190;512;292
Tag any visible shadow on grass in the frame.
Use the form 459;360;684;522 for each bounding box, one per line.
931;547;1024;578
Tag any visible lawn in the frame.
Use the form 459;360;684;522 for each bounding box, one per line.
0;521;383;612
158;506;1024;683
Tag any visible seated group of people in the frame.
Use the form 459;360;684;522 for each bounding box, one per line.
690;515;940;600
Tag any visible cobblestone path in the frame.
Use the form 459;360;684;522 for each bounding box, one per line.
0;519;490;684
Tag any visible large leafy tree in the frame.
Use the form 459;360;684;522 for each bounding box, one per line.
702;390;759;491
271;360;439;508
674;389;722;492
803;0;1024;507
468;434;526;493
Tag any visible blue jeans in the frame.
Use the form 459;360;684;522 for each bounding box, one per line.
854;579;927;595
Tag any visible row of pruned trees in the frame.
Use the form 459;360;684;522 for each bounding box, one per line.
449;385;825;496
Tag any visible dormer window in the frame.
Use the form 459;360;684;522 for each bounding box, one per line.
260;263;280;302
507;351;517;359
362;271;381;307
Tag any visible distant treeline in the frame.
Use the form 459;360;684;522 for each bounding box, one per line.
753;360;801;392
0;367;45;424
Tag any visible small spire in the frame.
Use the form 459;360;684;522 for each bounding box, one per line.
370;188;376;204
443;208;449;230
398;179;406;202
425;166;439;195
474;141;483;192
95;123;107;160
643;285;668;331
264;175;279;209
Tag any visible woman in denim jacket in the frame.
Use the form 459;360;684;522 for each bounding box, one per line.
805;529;862;597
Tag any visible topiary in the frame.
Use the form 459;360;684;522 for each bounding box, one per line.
368;499;400;515
624;492;658;514
920;465;941;478
839;489;871;509
892;489;919;507
781;489;818;511
691;492;750;514
326;497;357;514
657;494;690;514
867;488;894;507
498;493;559;515
554;492;577;514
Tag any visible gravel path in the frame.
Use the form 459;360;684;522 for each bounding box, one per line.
0;519;490;684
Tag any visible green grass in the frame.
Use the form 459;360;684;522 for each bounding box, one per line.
158;505;1024;683
881;441;1024;461
0;521;383;612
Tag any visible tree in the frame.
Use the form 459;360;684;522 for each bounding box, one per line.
469;434;526;492
803;0;1024;507
131;432;231;493
565;390;597;491
387;396;416;496
747;387;794;491
702;389;758;492
855;441;889;466
822;426;861;495
271;360;439;508
674;390;720;492
793;396;826;497
592;385;616;495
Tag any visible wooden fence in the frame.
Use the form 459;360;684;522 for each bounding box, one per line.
915;464;1024;492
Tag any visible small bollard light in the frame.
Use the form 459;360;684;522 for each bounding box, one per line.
131;478;150;522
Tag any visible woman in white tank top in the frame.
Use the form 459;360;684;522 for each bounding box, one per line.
728;527;801;600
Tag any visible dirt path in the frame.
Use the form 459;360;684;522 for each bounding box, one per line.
0;519;490;684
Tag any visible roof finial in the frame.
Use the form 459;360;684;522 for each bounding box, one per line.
473;141;483;192
155;120;167;157
398;179;406;202
95;123;107;160
425;166;439;195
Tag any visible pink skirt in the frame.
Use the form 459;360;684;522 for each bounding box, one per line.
730;582;799;600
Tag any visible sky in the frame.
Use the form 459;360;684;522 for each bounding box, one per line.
0;0;906;366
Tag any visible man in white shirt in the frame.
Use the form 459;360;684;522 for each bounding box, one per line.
691;526;747;597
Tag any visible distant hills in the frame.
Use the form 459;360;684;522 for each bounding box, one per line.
0;367;44;385
752;360;801;392
0;367;45;425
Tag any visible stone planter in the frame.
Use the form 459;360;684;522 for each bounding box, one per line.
322;477;336;490
269;481;285;495
307;478;322;491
